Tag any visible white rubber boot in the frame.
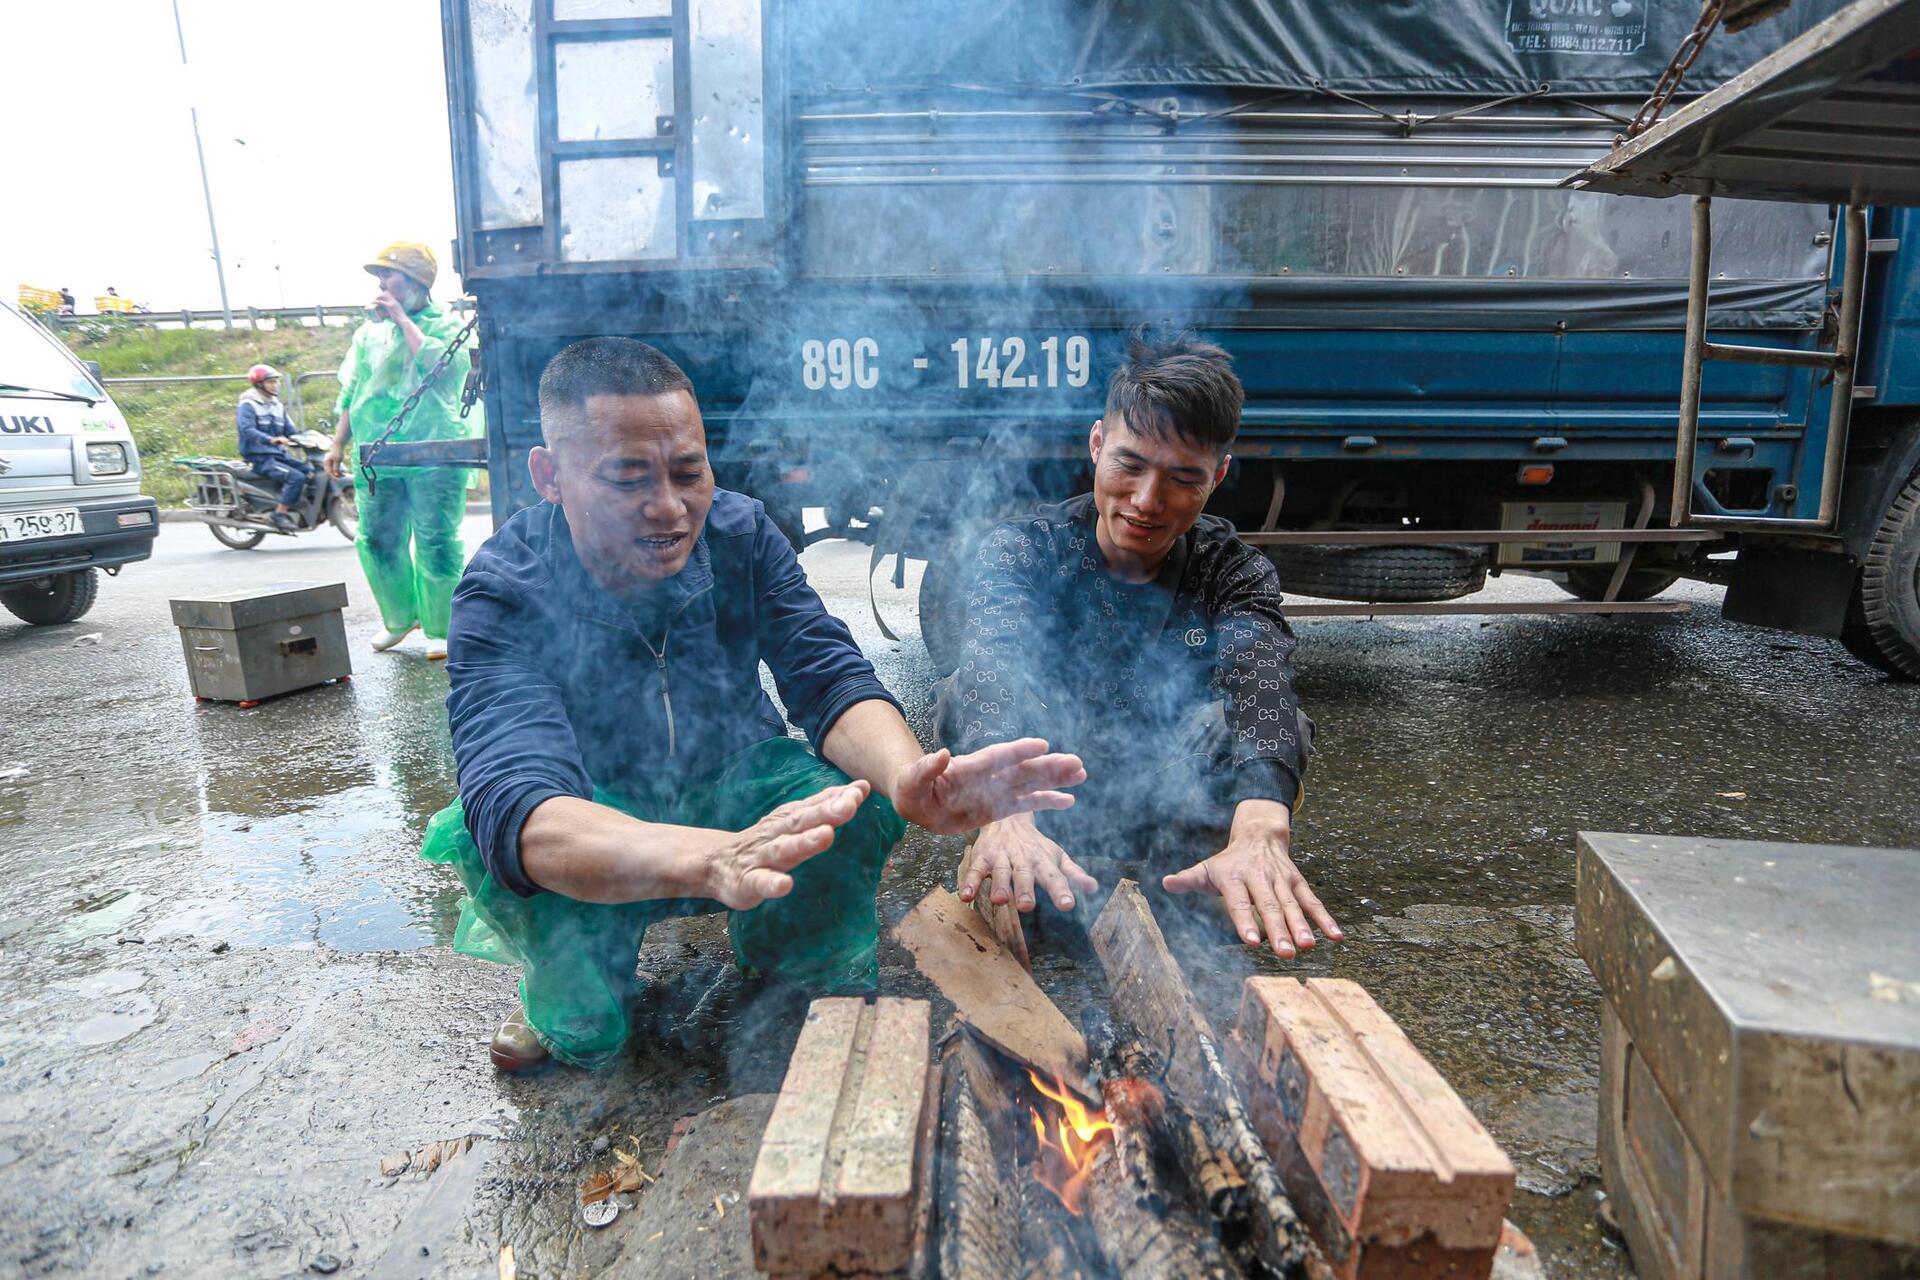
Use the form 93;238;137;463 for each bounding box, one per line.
370;625;415;652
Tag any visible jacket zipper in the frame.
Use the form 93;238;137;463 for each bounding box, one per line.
635;583;710;758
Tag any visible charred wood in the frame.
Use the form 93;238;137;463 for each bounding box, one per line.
1086;1006;1247;1224
1179;1109;1250;1222
935;1037;1021;1280
1083;1111;1234;1280
1197;1028;1308;1274
1092;880;1309;1276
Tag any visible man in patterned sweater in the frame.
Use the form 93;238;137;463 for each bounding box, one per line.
941;330;1341;958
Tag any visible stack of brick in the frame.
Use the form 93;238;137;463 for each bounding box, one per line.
748;998;935;1277
1229;977;1516;1280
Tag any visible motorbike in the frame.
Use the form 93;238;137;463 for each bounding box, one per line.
175;429;357;550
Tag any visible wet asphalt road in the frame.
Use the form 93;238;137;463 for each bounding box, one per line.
1;514;1916;1278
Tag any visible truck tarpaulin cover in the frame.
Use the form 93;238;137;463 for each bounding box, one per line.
792;0;1854;98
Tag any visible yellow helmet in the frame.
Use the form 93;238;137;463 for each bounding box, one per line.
363;241;438;290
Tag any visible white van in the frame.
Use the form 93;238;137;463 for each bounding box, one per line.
0;301;157;625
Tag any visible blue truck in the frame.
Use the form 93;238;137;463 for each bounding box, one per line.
414;0;1920;676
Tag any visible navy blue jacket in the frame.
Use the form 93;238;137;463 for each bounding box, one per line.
235;390;296;465
445;490;900;897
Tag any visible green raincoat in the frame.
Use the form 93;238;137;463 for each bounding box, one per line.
336;301;477;640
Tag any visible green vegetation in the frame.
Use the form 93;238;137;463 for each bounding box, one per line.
59;319;354;506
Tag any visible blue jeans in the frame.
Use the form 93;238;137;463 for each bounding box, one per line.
248;455;309;507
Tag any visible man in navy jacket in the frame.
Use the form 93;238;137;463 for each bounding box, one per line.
430;336;1084;1071
235;364;305;532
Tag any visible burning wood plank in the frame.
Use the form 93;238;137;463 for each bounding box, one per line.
894;887;1090;1094
748;998;932;1277
1083;1070;1235;1280
1091;879;1309;1276
936;1036;1023;1280
1230;978;1516;1280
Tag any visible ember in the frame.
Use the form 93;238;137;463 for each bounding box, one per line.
1026;1070;1113;1215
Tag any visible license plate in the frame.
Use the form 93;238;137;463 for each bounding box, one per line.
0;507;83;543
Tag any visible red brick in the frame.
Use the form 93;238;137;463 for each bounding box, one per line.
749;998;932;1276
1231;978;1515;1280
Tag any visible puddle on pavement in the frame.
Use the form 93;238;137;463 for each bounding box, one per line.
133;1051;225;1092
70;994;159;1047
57;889;153;940
54;968;148;998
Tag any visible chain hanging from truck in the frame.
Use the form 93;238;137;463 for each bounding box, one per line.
1626;1;1728;139
357;306;481;496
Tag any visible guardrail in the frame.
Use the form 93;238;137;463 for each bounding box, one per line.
45;300;473;330
101;370;341;431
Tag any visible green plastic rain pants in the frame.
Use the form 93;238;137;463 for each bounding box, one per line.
355;465;468;640
420;736;904;1069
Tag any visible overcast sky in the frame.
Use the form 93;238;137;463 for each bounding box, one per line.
8;0;460;312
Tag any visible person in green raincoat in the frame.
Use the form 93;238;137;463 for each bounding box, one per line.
323;241;475;660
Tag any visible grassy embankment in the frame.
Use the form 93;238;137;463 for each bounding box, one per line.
58;319;356;507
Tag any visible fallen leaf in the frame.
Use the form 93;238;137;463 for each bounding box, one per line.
379;1152;411;1178
613;1148;637;1167
226;1016;292;1058
497;1243;516;1280
581;1170;618;1204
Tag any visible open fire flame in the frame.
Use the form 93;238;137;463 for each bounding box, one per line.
1027;1070;1114;1215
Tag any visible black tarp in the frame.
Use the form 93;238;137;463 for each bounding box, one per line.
791;0;1857;99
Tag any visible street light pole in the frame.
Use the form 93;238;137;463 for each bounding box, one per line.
171;0;233;329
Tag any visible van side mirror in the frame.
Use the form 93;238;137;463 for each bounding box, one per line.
82;359;104;385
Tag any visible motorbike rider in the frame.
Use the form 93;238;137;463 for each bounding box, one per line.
236;364;307;533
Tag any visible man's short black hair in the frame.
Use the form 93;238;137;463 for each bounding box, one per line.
538;337;694;445
1104;327;1243;453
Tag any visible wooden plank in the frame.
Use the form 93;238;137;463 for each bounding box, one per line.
955;841;1031;971
748;998;932;1276
893;887;1088;1093
1088;879;1216;1105
1089;880;1309;1273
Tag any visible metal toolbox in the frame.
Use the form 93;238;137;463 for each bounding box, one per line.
169;581;352;705
1575;833;1920;1280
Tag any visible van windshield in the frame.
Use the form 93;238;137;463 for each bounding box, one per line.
0;305;102;401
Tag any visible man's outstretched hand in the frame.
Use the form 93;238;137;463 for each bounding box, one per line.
891;737;1085;835
959;812;1099;913
1161;799;1342;958
701;780;870;910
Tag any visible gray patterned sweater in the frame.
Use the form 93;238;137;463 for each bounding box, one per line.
948;494;1304;810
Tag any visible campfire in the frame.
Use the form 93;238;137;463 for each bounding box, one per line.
896;880;1313;1280
1027;1070;1113;1216
747;879;1520;1280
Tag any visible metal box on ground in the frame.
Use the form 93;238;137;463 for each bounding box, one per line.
1576;833;1920;1280
169;582;352;705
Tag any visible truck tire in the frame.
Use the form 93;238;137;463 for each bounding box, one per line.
1559;565;1680;603
1264;544;1486;603
1846;472;1920;679
1;568;100;626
